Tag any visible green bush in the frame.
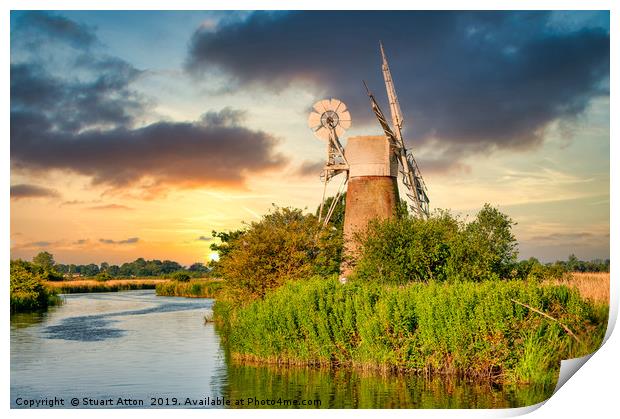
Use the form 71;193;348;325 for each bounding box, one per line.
354;204;519;284
211;206;342;303
354;209;458;283
10;260;62;312
215;277;606;385
172;271;191;282
95;271;112;282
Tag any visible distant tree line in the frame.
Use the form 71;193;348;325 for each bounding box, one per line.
550;254;609;273
21;251;211;280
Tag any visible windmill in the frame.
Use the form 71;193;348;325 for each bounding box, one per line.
364;42;430;218
307;43;431;277
308;98;351;226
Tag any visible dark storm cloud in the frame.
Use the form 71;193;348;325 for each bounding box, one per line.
11;61;145;133
99;237;139;245
186;11;609;158
11;109;287;189
14;11;97;49
11;12;287;191
11;184;60;200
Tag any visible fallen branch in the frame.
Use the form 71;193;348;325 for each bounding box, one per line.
510;299;582;344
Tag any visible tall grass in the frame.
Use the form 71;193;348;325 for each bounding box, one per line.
215;277;607;386
155;279;223;298
45;278;166;294
546;272;609;305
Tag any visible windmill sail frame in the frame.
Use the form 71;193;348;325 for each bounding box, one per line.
365;42;430;218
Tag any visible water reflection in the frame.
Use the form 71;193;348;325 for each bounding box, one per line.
222;362;553;408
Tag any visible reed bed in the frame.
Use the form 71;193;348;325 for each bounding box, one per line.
45;278;166;294
545;272;609;305
215;277;607;386
156;279;223;298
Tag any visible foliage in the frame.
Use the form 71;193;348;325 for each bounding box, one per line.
215;277;606;386
211;206;342;302
10;260;62;312
354;204;520;284
32;251;55;270
354;209;459;284
156;279;223;298
554;254;610;273
447;204;518;281
95;271;113;282
172;271;191;282
54;257;211;279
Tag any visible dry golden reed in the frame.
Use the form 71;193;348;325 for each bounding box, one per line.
546;272;609;305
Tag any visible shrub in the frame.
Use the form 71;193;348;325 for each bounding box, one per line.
211;206;342;303
10;260;61;312
354;209;459;284
354;204;519;284
95;272;112;282
172;271;191;282
447;204;518;281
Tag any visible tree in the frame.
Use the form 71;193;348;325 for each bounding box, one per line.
355;209;460;284
355;204;519;284
447;204;518;281
32;251;55;271
214;206;342;302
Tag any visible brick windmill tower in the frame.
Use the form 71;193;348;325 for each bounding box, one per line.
308;43;430;279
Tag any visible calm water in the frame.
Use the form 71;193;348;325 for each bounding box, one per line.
10;290;551;409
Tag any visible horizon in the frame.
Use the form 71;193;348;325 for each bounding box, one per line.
10;10;610;265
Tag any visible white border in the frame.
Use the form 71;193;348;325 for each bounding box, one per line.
3;1;616;418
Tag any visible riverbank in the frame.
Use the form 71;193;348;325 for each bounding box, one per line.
44;278;167;294
156;279;223;298
214;277;607;386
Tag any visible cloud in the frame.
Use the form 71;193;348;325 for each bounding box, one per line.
14;11;97;50
73;239;88;245
11;109;287;191
28;241;53;247
13;241;54;249
88;204;133;210
197;236;213;241
11;12;288;194
11;184;60;200
186;11;609;168
200;107;247;126
99;237;140;245
296;160;324;177
530;232;595;242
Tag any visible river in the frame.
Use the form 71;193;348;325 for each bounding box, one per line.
10;290;551;408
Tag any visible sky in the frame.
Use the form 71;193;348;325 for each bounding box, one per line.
9;10;610;265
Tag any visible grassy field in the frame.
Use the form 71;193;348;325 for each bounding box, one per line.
546;272;609;305
155;279;223;298
44;278;167;293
